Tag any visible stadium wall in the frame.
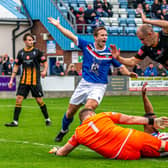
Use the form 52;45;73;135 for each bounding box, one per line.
0;23;30;58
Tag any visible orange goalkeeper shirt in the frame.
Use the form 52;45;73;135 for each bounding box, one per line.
68;112;132;158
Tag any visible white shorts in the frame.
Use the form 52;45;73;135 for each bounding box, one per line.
70;78;107;105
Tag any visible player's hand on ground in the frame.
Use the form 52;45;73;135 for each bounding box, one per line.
8;80;13;88
142;82;148;96
154;117;168;129
48;17;60;27
109;44;120;60
49;147;59;155
129;72;138;78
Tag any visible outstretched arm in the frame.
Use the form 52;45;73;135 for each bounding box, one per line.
110;44;141;67
119;65;138;78
49;142;77;156
140;10;168;30
118;113;168;129
48;17;78;45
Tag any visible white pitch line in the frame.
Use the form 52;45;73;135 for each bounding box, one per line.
0;138;93;152
0;138;168;161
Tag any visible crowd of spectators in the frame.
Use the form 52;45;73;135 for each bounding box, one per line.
1;56;168;77
132;63;168;77
134;0;168;19
0;54;17;76
66;0;168;33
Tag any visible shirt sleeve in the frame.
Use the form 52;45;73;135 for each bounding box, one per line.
77;37;90;50
105;112;122;124
15;50;23;65
68;134;79;147
135;46;147;60
111;58;122;68
37;49;46;63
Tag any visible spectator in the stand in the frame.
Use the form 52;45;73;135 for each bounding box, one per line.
151;0;161;18
94;0;103;10
0;57;3;75
96;4;108;17
76;15;87;34
5;63;12;75
67;64;79;76
10;58;14;69
51;61;64;76
144;63;158;76
84;4;96;24
157;63;167;76
91;16;104;30
144;3;152;18
133;64;144;76
133;0;145;8
161;0;168;11
67;6;77;22
2;54;10;75
102;0;112;17
135;3;144;18
78;69;82;76
161;9;168;20
76;7;85;19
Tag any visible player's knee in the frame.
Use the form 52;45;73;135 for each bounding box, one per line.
16;96;23;104
85;102;98;110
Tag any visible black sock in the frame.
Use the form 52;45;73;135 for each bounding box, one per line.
14;106;21;121
40;104;49;119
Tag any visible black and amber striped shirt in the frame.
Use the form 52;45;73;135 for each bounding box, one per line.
15;47;46;85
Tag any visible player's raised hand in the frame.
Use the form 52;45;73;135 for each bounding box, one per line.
48;17;60;27
154;117;168;129
140;10;147;23
142;82;148;96
109;44;120;60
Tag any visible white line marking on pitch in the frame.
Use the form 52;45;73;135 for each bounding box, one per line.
0;138;93;152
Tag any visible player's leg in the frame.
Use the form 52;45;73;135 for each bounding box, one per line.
35;97;51;126
55;103;82;142
31;85;51;126
55;79;87;142
5;84;29;127
85;82;107;110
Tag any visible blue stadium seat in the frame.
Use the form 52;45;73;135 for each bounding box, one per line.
125;27;136;36
110;27;120;36
119;18;127;27
127;9;135;18
127;18;136;27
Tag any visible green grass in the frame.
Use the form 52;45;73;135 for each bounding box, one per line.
0;96;168;168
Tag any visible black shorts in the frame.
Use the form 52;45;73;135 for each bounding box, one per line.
16;84;44;98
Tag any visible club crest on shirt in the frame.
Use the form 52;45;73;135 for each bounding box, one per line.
157;50;161;55
26;55;30;60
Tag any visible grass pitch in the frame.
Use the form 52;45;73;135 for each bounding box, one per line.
0;95;168;168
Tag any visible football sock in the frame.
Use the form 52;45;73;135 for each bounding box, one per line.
62;113;73;131
40;103;49;119
13;104;22;121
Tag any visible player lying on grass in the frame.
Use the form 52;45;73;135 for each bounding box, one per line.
49;108;168;160
142;82;168;140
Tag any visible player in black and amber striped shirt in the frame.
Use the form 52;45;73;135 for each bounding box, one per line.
5;33;51;127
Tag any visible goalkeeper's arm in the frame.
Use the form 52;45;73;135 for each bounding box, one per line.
49;143;77;156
